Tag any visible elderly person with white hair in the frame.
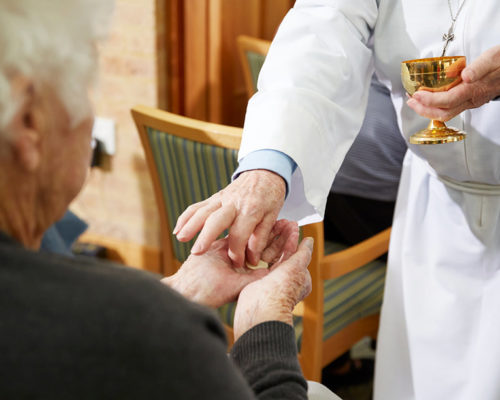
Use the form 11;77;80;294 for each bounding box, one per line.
0;1;343;399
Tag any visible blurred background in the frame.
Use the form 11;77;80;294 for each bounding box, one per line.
72;0;294;272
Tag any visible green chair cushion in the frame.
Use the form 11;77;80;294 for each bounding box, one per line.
245;51;266;92
146;127;238;263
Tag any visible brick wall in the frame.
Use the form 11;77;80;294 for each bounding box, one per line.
71;0;161;248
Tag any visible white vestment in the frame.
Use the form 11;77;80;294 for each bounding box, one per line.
239;1;500;399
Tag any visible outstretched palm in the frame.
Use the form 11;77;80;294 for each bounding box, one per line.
163;220;299;308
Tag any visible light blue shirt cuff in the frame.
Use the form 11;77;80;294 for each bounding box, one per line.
233;149;297;197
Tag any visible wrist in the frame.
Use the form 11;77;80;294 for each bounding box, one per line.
161;274;192;299
233;301;293;341
162;274;220;307
242;169;286;199
161;274;179;292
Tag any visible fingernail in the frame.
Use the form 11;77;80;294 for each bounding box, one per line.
304;237;314;250
462;69;475;83
411;92;421;101
228;250;243;269
406;98;416;107
191;243;201;253
176;232;186;241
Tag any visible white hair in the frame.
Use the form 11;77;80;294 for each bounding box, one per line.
0;0;114;134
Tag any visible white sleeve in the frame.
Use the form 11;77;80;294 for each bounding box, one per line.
239;0;378;225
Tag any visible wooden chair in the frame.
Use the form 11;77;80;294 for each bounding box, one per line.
236;35;271;98
132;105;390;381
131;106;241;278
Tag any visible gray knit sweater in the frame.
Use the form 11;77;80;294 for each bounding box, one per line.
0;232;307;399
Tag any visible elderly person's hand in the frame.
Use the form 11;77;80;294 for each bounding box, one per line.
163;219;298;308
233;237;313;341
173;169;286;268
407;45;500;121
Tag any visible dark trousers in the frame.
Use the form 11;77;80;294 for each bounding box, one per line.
323;192;395;246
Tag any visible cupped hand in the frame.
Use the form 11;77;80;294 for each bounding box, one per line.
407;45;500;121
173;169;286;268
233;237;313;342
162;219;299;308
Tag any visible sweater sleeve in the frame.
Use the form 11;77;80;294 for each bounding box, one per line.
230;321;308;400
109;278;308;400
0;244;309;399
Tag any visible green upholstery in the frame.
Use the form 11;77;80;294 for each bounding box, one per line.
146;127;238;262
296;253;385;349
218;241;386;350
245;51;266;92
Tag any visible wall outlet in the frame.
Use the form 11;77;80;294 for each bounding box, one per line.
92;117;116;155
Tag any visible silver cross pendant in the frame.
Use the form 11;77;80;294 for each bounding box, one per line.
441;26;455;57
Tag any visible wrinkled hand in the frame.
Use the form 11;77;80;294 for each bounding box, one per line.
407;45;500;121
163;219;299;308
233;237;313;342
173;169;286;268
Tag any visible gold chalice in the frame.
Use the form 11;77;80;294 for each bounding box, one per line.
401;56;466;144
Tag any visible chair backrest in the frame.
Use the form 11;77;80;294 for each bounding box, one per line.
236;35;271;99
132;105;242;275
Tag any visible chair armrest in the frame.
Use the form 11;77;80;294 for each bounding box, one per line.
321;227;391;280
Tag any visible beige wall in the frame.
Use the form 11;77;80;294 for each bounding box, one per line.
70;0;292;257
71;0;161;248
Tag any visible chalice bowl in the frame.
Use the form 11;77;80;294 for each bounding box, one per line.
401;56;466;144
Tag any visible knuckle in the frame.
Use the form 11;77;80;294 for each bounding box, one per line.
185;203;197;212
441;111;453;122
304;274;312;295
209;191;223;203
471;85;490;107
434;108;449;122
240;203;263;219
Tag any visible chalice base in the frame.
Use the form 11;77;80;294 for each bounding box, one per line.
410;120;465;145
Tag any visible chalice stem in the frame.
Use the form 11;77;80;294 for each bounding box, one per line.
428;120;447;131
409;118;465;144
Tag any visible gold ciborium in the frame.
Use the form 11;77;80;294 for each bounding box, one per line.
401;56;466;144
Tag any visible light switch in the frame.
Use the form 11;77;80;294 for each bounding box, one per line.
92;117;116;155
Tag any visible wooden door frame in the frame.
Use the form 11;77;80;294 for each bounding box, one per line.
161;0;295;123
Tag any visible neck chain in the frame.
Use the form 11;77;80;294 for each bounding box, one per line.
441;0;467;57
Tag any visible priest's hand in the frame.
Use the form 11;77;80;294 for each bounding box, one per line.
406;45;500;121
173;169;286;268
162;219;299;308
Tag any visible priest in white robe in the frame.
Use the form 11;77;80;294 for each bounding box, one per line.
174;1;500;399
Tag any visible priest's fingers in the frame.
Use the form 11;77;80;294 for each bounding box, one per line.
406;96;470;122
408;80;499;120
246;214;281;266
175;199;224;243
462;45;500;83
174;197;217;237
260;220;299;265
411;83;471;111
228;211;265;268
189;206;237;254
